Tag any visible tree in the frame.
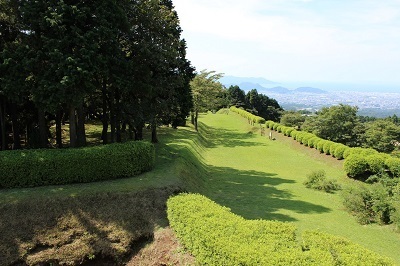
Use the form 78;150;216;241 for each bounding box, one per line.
190;70;224;131
280;111;306;128
302;104;360;146
245;89;282;122
227;85;246;108
363;119;400;153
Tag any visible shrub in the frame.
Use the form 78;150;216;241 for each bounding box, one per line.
167;194;394;265
302;231;394;265
343;147;378;159
301;133;314;146
316;140;326;153
343;154;369;179
367;154;390;174
333;144;349;160
342;183;393;225
386;157;400;178
307;136;319;148
304;170;341;193
290;130;299;139
0;141;155;189
322;141;335;155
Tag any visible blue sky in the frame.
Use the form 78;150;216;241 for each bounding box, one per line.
173;0;400;91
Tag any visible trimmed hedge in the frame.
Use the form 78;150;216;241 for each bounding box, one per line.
167;193;394;266
343;154;369;179
230;106;266;124
0;141;155;188
302;231;393;265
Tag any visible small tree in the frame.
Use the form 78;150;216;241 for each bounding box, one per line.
190;70;224;131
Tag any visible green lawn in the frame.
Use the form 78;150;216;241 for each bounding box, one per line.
1;111;399;264
182;111;400;264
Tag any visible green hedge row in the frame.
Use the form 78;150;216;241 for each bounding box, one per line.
0;141;155;188
264;120;400;179
167;193;394;265
230;106;266;124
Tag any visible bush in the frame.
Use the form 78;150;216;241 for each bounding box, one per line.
386;157;400;178
322;141;335;155
167;193;394;265
342;183;394;225
0;141;155;189
367;154;390;174
343;147;378;159
344;154;369;179
302;231;394;265
333;144;349;160
307;136;319;148
304;170;341;193
316;140;327;153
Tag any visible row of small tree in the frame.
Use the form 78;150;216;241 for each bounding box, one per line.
0;0;194;149
280;105;400;153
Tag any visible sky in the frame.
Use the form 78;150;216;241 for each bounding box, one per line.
173;0;400;92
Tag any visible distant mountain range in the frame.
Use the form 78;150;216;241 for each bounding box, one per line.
220;76;328;94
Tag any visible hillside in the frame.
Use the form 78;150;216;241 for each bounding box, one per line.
1;112;399;265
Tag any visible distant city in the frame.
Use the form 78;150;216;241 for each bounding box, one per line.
220;76;400;118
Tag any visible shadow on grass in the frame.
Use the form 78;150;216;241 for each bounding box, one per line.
164;128;332;223
197;121;266;148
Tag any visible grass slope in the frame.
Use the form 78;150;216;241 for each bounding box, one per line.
1;111;399;264
188;111;400;264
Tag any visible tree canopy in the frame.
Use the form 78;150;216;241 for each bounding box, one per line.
0;0;194;149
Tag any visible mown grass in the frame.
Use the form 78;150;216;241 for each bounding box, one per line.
1;111;400;264
190;111;400;264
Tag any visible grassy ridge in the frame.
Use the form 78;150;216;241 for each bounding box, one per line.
1;111;400;264
191;111;400;264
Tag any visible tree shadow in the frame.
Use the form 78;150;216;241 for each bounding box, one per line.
197;122;267;148
162;131;331;223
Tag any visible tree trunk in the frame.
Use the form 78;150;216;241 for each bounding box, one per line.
135;122;144;141
0;97;7;150
76;102;86;147
56;109;63;148
101;82;108;144
109;89;115;143
151;122;158;143
69;105;77;148
194;110;199;131
38;107;48;148
115;88;121;143
9;102;21;150
191;112;195;125
128;122;134;140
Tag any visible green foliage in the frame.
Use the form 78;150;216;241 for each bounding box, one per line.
0;141;155;188
333;144;349;160
343;154;369;179
342;183;394;225
230;106;266;125
304;170;341;193
167;193;393;265
386;157;400;178
366;154;390;174
322;141;335;155
302;231;394;265
363;120;400;153
280;111;305;128
302;104;360;146
316;139;327;153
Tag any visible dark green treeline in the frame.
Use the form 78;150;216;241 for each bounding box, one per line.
0;0;194;149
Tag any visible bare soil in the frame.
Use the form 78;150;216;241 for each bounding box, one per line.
126;227;196;266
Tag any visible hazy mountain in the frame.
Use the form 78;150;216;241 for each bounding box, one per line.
220;76;276;87
235;82;266;91
294;87;328;94
265;86;292;94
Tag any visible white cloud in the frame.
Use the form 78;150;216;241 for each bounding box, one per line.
174;0;400;86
